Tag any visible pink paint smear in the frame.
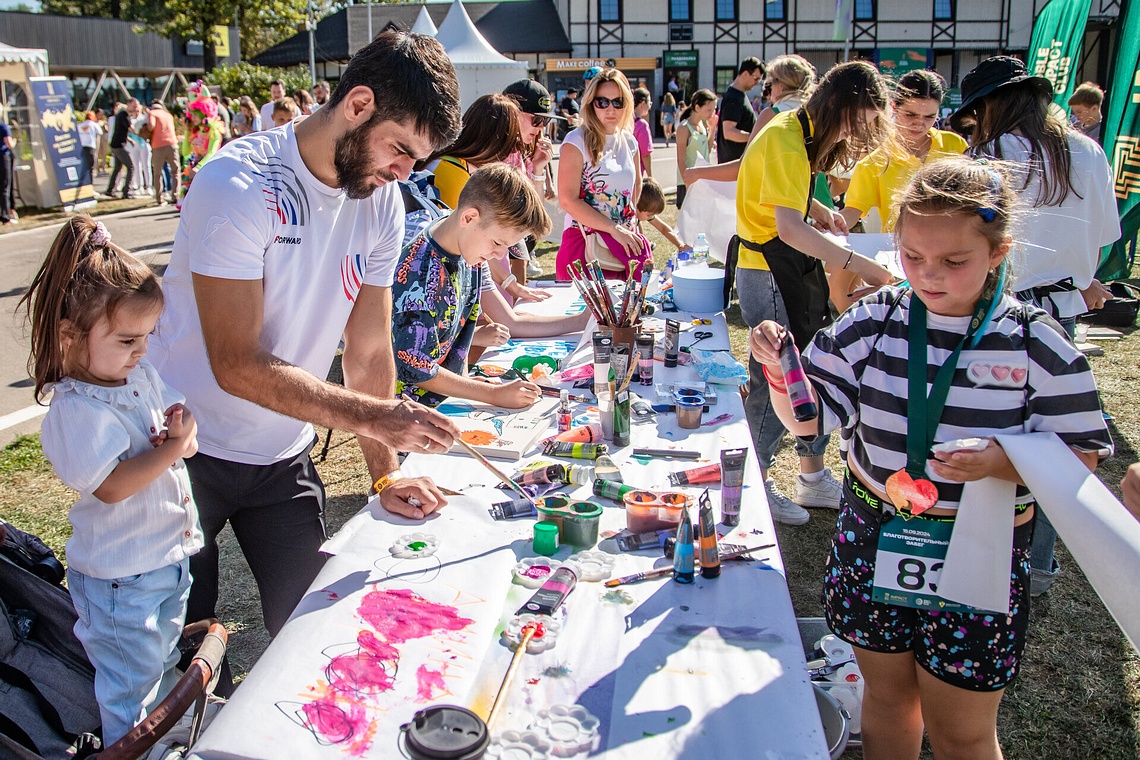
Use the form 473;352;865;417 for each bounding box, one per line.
358;587;474;644
416;664;448;701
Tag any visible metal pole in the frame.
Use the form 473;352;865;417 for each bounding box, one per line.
308;0;317;87
367;0;373;42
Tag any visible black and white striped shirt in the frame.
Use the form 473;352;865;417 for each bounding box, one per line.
803;287;1112;510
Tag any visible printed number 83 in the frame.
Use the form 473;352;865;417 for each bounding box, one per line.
897;558;943;593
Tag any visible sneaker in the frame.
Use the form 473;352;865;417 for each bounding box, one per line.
765;479;810;525
526;261;543;279
796;470;843;509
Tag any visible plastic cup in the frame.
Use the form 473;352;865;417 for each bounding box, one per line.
674;392;705;429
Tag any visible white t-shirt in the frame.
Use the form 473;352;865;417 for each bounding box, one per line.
151;121;405;465
260;102;277;130
561;127;639;233
77;120;102;149
984;132;1120;317
41;360;203;579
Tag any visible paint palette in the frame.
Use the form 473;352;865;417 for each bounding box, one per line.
389;532;439;558
566;551;615;582
502;614;561;653
513;558;561;588
487;729;553;759
531;704;601;757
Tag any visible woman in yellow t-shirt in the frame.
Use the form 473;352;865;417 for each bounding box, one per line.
841;70;968;233
733;61;894;525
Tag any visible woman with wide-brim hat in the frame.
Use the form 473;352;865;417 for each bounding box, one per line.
948;55;1121;599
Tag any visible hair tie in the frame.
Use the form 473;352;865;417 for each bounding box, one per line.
89;222;111;249
973;159;1004;223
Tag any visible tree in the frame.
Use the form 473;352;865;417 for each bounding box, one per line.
206;61;312;105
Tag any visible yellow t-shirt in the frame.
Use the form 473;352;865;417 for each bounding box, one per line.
845;129;968;231
735;109;813;271
433;156;471;210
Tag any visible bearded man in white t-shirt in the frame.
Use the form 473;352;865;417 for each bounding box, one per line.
151;32;462;688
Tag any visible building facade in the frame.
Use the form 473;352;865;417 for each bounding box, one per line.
548;0;1122;104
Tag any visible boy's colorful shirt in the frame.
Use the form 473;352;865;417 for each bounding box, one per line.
392;225;483;407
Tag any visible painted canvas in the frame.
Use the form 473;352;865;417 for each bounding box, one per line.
436;396;560;461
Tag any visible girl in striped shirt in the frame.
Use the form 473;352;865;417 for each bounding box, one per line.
751;158;1110;760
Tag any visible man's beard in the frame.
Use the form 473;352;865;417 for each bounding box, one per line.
334;115;397;200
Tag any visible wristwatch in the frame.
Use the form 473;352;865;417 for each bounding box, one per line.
372;469;404;495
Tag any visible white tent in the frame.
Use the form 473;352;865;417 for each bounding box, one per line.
0;41;49;76
435;0;525;110
411;5;438;36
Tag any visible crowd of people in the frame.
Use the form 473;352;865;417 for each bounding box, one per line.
17;28;1135;760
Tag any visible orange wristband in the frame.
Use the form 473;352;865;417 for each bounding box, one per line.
761;365;788;394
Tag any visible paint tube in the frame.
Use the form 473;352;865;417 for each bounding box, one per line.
636;333;655;385
778;332;818;422
672;507;695;584
630;395;655;421
663;319;680;368
517;564;578;615
613;389;631;447
566;464;595;486
594;479;636;503
593;454;623;483
540;422;603;446
543;441;608;460
517;464;568;486
557;389;571;433
592;331;612;393
719;447;748;526
488;498;538;521
668;462;722;487
611;344;630;387
616;527;672;552
697;490;720;579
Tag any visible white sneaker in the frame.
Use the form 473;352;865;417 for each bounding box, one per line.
796;470;843;509
526;261;543;278
765;479;810;525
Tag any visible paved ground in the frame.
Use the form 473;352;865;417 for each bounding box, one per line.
0;141;682;446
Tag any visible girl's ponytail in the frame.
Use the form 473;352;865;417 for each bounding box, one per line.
19;215;162;402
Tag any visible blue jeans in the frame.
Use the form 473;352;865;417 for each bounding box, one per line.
67;559;191;744
737;267;829;471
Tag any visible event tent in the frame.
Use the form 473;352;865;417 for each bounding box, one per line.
435;0;525;110
411;5;438;36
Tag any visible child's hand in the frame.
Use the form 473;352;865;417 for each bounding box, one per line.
532;137;554;172
496;380;543;409
160;403;198;457
473;322;511;347
929;438;1010;483
510;282;552;303
749;321;785;371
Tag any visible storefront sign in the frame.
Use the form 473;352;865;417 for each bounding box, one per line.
29;77;93;207
663;50;699;68
876;48;931;76
544;57;658;72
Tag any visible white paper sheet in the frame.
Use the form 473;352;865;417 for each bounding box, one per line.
996;433;1140;651
675;179;736;264
937;477;1017;614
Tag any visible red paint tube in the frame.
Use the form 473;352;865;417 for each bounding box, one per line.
668;462;722;487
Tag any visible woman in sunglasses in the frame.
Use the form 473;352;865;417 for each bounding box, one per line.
556;68;651;281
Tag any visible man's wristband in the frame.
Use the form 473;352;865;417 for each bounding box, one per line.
372;469;404;495
500;273;518;290
761;365;788;395
530;171;545;182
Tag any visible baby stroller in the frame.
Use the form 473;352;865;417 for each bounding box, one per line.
0;521;227;760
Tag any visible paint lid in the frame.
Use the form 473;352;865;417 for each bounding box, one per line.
400;705;490;759
533;521;560;556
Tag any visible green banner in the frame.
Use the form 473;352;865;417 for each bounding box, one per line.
1097;0;1140;281
876;48;931;77
1027;0;1092;112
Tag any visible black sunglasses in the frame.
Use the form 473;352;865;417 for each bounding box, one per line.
592;96;626;110
529;114;552;127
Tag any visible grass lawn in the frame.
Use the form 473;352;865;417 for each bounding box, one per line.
2;199;1138;758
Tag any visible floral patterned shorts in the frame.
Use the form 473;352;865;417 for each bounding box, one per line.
822;483;1033;692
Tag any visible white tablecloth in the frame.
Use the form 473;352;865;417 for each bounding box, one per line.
191;292;829;760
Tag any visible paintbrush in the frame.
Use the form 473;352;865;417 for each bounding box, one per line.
616;351;640;394
452;436;537;506
603;543;776;586
485;622;539;730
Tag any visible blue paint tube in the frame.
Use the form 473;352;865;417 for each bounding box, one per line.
672;507;695;584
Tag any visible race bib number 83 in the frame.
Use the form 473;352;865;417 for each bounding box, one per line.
871;518;967;613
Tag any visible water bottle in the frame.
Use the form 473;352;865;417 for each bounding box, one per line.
692;233;710;267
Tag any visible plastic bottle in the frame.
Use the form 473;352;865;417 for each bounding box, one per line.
557;389;571;433
692;233;710;267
